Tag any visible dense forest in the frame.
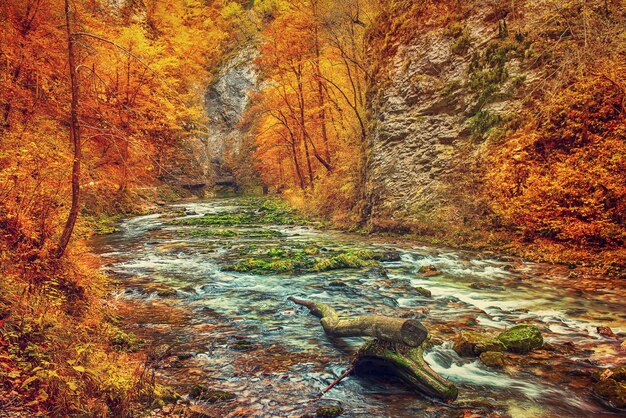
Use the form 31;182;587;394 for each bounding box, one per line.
0;0;625;416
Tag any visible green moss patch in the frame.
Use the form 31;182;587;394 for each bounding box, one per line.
316;405;344;418
109;329;143;352
453;331;505;357
189;386;236;403
497;324;543;354
182;228;284;239
171;199;304;227
224;246;388;275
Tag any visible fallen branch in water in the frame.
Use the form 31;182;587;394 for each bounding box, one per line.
288;296;428;347
289;296;458;401
311;365;355;402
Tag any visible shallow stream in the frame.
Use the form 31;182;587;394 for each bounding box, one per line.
92;199;625;417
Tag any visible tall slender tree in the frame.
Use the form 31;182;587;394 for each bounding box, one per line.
55;0;81;258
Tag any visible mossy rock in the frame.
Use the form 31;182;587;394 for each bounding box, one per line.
480;351;504;368
418;265;440;277
231;339;253;351
143;384;180;408
497;324;543;354
226;247;381;275
453;331;505;357
315;405;344;417
414;286;432;298
371;248;401;262
594;378;626;409
189;386;236;403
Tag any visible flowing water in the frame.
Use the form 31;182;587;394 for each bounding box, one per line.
92;199;626;417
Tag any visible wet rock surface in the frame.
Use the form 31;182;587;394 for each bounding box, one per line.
94;199;626;417
498;324;544;354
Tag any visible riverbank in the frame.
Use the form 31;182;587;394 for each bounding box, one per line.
0;187;190;417
281;193;626;282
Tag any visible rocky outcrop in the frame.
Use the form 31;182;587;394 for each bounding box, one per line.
187;48;258;189
498;324;543;354
365;4;531;226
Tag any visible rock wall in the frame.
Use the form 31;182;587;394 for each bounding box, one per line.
185;48;258;189
365;5;529;225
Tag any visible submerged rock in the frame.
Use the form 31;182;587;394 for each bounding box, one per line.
480;351;505;368
189;386;236;403
453;331;505;357
315;405;344;417
497;324;543;354
414;286;432;298
373;248;401;262
146;284;177;298
594;367;626;409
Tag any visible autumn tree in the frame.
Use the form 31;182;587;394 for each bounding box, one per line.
248;0;375;221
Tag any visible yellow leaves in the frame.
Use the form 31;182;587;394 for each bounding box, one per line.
20;375;39;388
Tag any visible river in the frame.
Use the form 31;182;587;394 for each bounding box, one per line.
91;198;625;417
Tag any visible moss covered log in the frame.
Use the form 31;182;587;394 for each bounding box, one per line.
355;339;458;402
289;296;457;401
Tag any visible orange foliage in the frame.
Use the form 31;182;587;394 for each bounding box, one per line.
487;76;626;247
0;0;235;414
246;0;372;222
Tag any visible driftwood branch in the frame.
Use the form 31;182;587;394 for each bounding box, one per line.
288;296;428;347
289;296;458;402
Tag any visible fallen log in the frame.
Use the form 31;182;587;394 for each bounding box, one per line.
289;296;458;402
288;296;428;347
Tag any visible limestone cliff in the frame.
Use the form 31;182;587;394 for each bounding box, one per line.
365;3;531;229
181;48;258;190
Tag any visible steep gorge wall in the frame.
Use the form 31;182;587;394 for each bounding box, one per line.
365;2;533;231
180;48;258;190
365;1;626;265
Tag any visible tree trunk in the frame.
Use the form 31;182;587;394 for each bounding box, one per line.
289;296;458;401
289;296;427;347
55;0;82;259
355;339;458;402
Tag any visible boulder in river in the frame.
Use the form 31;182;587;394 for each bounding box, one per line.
418;265;440;277
497;324;543;354
597;326;616;338
453;331;505;357
480;351;505;368
594;366;626;409
414;286;432;298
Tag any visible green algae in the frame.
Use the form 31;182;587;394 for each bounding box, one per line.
453;331;505;357
189;386;236;403
110;329;143;352
183;228;284;239
171;199;304;227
